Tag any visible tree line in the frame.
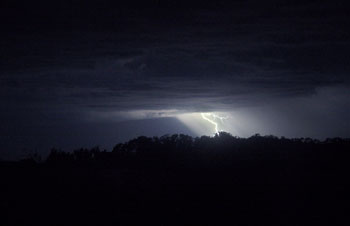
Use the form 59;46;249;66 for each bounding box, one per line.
44;132;350;169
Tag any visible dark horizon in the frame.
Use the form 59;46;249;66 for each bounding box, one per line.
2;131;350;162
2;130;350;225
12;131;350;162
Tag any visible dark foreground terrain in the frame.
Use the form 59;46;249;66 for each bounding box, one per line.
1;133;350;225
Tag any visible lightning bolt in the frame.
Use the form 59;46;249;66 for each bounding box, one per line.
201;112;230;135
201;113;219;134
211;114;229;123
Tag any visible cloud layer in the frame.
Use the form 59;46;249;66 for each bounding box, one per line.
1;0;349;159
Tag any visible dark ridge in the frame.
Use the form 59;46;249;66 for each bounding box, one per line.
1;132;350;226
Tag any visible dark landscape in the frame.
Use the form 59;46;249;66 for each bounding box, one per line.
1;133;350;225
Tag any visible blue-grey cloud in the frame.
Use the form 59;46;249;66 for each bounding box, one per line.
1;0;349;159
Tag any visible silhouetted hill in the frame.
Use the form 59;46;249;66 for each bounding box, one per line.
1;133;350;226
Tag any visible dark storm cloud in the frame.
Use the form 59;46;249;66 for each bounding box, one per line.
1;0;350;159
2;32;347;112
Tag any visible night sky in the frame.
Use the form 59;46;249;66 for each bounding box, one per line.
1;0;349;159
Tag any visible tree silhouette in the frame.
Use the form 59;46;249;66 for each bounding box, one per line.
3;133;350;226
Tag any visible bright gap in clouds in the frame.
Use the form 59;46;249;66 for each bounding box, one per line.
88;109;237;137
176;112;235;136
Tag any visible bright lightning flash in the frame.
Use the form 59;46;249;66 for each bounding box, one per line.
201;113;218;134
201;113;228;134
